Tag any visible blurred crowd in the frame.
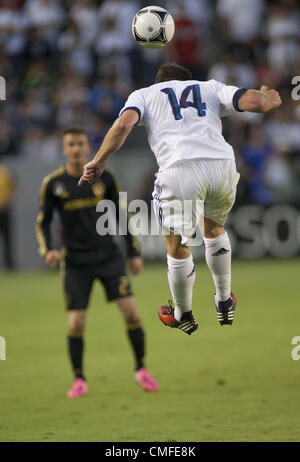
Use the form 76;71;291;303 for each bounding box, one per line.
0;0;300;205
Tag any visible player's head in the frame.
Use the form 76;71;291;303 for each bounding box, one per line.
155;63;192;83
62;126;90;168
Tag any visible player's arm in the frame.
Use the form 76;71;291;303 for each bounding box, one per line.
35;179;61;269
78;110;139;186
237;85;282;113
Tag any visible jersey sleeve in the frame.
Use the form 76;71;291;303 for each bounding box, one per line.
36;178;56;257
119;89;145;126
208;79;248;117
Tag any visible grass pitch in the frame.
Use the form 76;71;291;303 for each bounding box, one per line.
1;259;300;442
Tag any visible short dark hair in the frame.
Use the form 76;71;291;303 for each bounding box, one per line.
155;63;192;83
62;126;89;139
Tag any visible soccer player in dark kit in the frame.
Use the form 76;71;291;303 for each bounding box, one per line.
36;126;158;397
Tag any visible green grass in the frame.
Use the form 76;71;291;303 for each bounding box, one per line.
1;259;300;442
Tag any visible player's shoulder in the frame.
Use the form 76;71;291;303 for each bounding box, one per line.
200;79;226;92
41;165;66;187
127;79;227;101
148;79;225;91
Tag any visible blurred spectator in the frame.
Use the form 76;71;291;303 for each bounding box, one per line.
0;0;298;208
255;55;284;89
217;0;265;46
0;162;16;269
241;125;274;204
265;97;300;151
208;48;256;88
39;130;61;163
0;0;28;57
97;0;139;83
88;62;127;124
98;0;139;52
265;1;300;74
22;26;52;62
50;67;89;130
70;0;98;48
167;0;212;28
25;0;64;45
95;15;133;84
0;119;17;156
165;2;206;80
58;17;94;79
18;126;45;159
86;114;109;152
264;146;300;203
167;0;212;67
20;59;56;96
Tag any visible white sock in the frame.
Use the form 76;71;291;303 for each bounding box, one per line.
203;232;231;302
167;254;195;321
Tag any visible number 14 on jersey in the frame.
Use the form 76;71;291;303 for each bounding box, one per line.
161;84;207;120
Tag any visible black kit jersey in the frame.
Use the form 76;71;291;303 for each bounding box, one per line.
36;166;141;261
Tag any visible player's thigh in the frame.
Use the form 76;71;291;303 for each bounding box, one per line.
62;260;94;311
97;257;133;303
153;165;204;241
204;160;240;226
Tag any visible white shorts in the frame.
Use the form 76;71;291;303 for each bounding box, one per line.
152;159;240;241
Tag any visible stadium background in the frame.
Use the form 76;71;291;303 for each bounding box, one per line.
1;0;300;444
0;0;300;267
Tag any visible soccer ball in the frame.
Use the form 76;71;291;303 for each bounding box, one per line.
132;5;175;49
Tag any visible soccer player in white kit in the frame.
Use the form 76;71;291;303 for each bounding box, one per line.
79;63;282;335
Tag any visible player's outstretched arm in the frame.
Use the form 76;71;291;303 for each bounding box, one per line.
238;85;282;113
78;109;139;186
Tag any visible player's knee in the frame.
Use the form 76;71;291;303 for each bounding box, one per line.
204;226;224;239
68;324;84;337
124;310;141;329
117;296;142;328
68;313;85;336
164;234;190;259
203;218;224;239
168;245;190;259
126;318;142;329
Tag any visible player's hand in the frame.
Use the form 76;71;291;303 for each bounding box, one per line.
259;85;282;110
127;257;143;275
78;160;105;186
45;250;61;269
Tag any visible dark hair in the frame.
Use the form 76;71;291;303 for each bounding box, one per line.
62;126;89;138
155;63;192;83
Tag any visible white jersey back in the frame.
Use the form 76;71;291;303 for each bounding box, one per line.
120;79;247;170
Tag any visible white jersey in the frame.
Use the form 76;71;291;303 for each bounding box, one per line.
119;79;247;170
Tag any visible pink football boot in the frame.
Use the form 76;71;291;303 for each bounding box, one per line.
67;378;88;398
135;367;159;392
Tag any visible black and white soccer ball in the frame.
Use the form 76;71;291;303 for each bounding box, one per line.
132;5;175;49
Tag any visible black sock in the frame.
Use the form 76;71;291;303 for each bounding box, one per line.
67;336;85;381
127;327;145;371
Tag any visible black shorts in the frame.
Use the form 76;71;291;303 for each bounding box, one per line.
61;249;133;310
